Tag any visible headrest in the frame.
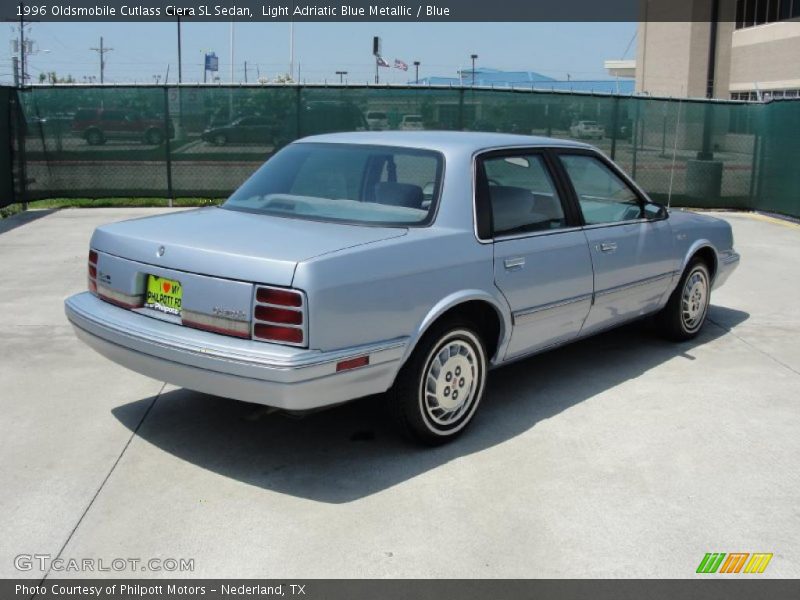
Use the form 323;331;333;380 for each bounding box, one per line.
374;182;424;209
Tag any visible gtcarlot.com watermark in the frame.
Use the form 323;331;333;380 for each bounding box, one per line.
15;554;194;573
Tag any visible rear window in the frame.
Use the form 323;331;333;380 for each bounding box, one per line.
405;116;422;123
367;112;387;119
223;143;443;226
73;109;96;121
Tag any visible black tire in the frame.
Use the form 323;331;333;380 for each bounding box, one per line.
389;319;489;445
85;129;104;145
656;258;711;341
144;128;164;145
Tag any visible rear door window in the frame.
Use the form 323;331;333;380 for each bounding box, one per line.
482;153;568;236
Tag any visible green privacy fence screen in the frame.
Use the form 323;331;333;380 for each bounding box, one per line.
5;84;800;217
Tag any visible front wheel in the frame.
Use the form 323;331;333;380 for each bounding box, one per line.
389;320;488;445
144;128;164;145
656;259;711;341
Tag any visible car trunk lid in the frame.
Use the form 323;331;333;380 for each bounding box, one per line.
90;206;407;286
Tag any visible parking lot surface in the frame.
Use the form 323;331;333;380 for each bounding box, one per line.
1;208;798;578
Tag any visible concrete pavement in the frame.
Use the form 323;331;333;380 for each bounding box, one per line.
0;208;798;579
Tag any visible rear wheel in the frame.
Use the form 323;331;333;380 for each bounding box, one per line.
85;128;105;145
389;319;488;445
656;258;711;341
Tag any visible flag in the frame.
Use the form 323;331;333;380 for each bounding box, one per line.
394;59;408;71
376;56;390;68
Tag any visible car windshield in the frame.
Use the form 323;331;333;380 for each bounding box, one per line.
368;112;387;119
405;116;422;122
223;143;443;226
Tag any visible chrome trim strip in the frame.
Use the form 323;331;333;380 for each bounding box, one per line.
181;308;250;336
494;225;584;243
594;271;677;299
513;293;593;325
582;218;649;231
96;283;143;307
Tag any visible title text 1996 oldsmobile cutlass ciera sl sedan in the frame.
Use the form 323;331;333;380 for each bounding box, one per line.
65;132;739;444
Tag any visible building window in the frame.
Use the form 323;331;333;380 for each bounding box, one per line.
736;0;798;28
731;89;800;101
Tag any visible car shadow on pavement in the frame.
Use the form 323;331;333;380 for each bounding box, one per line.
0;209;58;235
113;305;749;504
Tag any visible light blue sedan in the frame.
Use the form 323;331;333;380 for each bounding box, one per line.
65;132;740;444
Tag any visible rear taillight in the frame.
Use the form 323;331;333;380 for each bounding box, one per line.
252;286;306;347
88;249;98;294
255;287;303;307
89;248;143;309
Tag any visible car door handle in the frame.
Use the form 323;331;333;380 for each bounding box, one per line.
504;257;526;270
597;242;618;253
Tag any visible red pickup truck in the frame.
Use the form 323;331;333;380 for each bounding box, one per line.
72;108;172;145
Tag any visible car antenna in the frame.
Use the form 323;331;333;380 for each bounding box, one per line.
667;88;684;210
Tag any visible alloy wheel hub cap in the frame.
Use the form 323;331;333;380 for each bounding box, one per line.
424;341;477;424
682;272;707;327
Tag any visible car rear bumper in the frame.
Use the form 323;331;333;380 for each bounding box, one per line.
65;292;407;410
713;250;740;289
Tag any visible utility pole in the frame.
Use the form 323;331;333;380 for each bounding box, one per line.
470;54;478;86
176;18;182;83
19;6;25;85
90;37;113;84
229;21;235;83
12;57;20;86
335;70;347;84
174;17;185;143
17;3;33;86
289;21;294;80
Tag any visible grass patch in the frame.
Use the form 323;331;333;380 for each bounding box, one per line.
0;204;23;219
27;197;223;210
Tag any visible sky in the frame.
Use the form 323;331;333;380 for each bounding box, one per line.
0;21;637;85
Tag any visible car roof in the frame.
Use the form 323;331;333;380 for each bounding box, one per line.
296;130;592;153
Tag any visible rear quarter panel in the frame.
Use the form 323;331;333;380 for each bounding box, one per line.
292;228;506;354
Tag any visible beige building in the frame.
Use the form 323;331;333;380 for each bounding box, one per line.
628;0;800;99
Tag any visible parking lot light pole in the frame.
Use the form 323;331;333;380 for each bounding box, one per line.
470;54;478;86
414;61;420;84
336;70;347;84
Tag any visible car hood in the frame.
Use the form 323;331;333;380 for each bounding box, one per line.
90;206;407;286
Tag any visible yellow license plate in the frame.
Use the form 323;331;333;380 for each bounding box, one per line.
145;275;183;315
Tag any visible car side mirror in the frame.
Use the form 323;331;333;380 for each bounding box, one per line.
643;202;668;220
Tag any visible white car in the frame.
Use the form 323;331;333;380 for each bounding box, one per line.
365;110;389;130
570;120;605;139
400;115;424;130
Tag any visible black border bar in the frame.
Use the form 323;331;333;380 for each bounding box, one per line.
4;579;800;600
2;0;732;23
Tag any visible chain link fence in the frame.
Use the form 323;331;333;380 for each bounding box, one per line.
3;84;798;217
